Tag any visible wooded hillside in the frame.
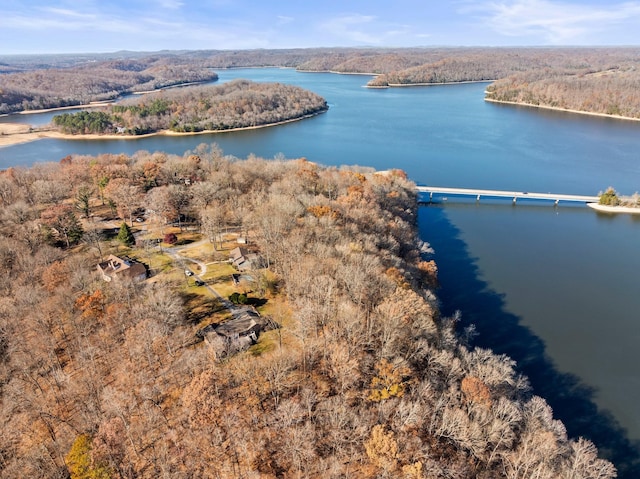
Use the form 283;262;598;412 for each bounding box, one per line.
0;146;615;478
0;56;218;114
51;80;327;135
359;47;640;87
485;66;640;118
3;47;640;119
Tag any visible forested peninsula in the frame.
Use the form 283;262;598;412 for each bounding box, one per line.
51;80;328;136
3;47;640;121
0;147;616;478
484;66;640;119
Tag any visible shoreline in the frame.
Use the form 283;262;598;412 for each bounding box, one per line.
126;78;219;95
0;109;328;148
0;101;113;117
297;69;379;76
0;79;218;118
485;97;640;123
587;203;640;214
296;70;495;88
213;65;295;70
383;79;495;88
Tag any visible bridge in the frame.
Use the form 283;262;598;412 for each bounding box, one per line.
416;186;600;205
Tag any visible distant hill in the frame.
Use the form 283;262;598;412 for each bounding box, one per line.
3;47;640;119
0;55;218;114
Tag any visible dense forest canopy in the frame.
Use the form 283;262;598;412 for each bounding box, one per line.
51;80;328;135
485;65;640;118
3;47;640;119
0;146;616;478
0;55;218;114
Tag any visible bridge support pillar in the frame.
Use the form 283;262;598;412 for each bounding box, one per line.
555;199;559;206
512;197;517;204
430;192;433;201
476;195;481;201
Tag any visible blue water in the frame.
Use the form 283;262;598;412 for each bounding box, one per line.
3;70;639;193
2;68;640;476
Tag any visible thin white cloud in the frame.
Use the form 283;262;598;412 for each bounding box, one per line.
156;0;184;9
41;7;98;19
317;14;415;45
386;28;412;37
144;17;184;28
0;2;279;52
1;10;141;34
319;14;381;44
0;3;188;35
472;0;640;43
277;15;294;25
1;4;107;30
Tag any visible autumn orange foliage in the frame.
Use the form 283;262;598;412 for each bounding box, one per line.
75;290;106;320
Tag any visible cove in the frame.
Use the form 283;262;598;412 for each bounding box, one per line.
2;68;640;477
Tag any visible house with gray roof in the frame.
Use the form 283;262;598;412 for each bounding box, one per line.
229;246;264;271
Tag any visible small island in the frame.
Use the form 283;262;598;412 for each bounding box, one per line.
51;79;328;137
589;187;640;214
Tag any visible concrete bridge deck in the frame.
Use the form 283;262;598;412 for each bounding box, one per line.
416;186;599;204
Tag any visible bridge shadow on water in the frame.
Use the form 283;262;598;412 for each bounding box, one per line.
418;204;640;479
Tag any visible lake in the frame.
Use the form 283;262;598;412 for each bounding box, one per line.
1;67;640;477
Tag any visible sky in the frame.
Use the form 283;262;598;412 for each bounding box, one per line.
1;0;640;55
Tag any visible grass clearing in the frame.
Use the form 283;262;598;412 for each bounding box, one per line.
248;329;281;356
202;262;237;297
178;242;215;260
182;291;230;328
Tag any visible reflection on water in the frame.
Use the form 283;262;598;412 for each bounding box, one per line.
419;203;640;478
2;68;640;474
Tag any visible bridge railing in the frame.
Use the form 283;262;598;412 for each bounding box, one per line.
416;186;600;204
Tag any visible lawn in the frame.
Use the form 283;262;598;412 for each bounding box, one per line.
202;262;237;298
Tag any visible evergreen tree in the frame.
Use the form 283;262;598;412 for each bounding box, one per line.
117;222;135;246
599;186;620;206
75;186;92;218
41;204;84;248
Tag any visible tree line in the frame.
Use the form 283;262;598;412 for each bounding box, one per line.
4;47;640;119
0;145;616;478
0;56;218;114
485;65;640;118
51;80;327;135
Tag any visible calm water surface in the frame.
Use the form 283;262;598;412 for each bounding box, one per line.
2;68;640;476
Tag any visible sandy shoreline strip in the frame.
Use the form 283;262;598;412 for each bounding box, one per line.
0;102;113;117
387;80;495;87
0;110;327;149
587;203;640;214
0;123;45;147
0;79;220;118
484;98;640;122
